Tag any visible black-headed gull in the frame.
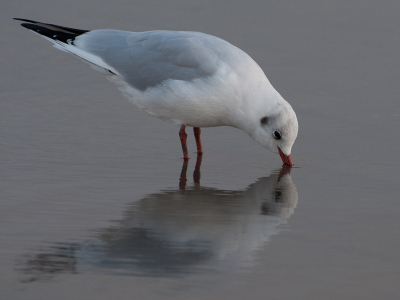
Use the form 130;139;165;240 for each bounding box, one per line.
15;18;298;166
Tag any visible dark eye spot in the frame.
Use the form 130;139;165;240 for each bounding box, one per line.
260;116;269;125
273;130;282;139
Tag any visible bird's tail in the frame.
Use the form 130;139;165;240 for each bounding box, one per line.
14;18;119;75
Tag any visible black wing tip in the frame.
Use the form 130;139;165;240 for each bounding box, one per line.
14;18;39;28
13;18;37;23
20;23;35;31
15;21;83;44
13;18;89;35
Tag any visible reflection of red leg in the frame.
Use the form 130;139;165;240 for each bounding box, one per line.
193;127;203;154
193;153;202;186
179;158;189;191
179;125;189;159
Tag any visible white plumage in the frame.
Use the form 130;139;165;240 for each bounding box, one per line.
15;19;298;165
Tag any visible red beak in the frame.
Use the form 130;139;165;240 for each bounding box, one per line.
278;147;293;166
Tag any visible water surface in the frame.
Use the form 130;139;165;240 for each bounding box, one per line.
1;0;400;299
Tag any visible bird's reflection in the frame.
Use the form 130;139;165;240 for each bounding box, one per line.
18;157;298;281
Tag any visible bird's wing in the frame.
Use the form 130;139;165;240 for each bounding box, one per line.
15;19;235;91
74;30;223;91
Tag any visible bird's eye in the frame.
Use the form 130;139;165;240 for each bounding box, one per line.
273;130;282;139
260;116;269;125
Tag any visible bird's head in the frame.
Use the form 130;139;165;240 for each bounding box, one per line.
251;101;298;166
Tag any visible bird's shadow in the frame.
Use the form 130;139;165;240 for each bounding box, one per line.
16;158;298;282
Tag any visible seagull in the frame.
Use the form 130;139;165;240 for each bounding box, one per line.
14;18;298;166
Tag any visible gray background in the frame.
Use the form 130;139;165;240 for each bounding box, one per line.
1;0;400;299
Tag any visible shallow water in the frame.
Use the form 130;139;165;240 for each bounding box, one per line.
1;1;400;299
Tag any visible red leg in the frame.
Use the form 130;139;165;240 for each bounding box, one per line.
193;127;203;154
179;125;189;160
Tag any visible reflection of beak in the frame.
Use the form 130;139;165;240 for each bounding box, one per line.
278;147;293;166
278;164;292;182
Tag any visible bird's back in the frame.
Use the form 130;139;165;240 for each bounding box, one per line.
75;29;249;91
